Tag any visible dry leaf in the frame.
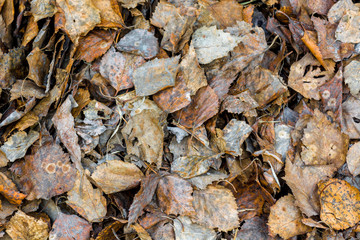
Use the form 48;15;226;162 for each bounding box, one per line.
221;90;258;117
91;159;143;194
191;25;239;64
6;210;49;240
0;130;39;162
118;0;145;8
344;60;360;96
131;222;152;240
66;173;107;222
121;110;164;167
49;212;92;240
188;169;228;190
19;142;76;200
343;96;360;139
92;0;124;28
173;85;219;128
95;221;124;240
56;0;100;44
235;217;269;240
0;48;26;89
173;216;216;240
22;16;39;46
268;194;311;239
346;142;360;176
10;80;46;101
132;56;180;96
192;185;239;231
335;8;360;43
318;178;360;230
208;0;243;28
116;29;159;59
30;0;57;22
328;0;358;24
0;172;26;205
157;174;195;216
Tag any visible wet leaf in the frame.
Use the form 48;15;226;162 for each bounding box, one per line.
268;194;311;239
133;56;180;96
173;216;216;240
91;159;143;194
157;174;195;216
0;130;39;162
318;178;360;230
66;173;107;222
116;29;159;59
49;212;92;240
192;185;239;231
6;210;49;240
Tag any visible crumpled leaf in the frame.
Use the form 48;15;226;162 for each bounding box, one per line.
215;119;252;156
116;29;159;59
75;29;115;63
221;90;258;117
173;85;219;128
66;173;107;222
6;210;49;240
19;142;76;200
95;221;124;240
173;216;216;240
192;185;239;231
0;130;39;162
191;25;240;64
344;60;360;96
208;0;243;28
100;47;145;92
10;80;46;101
92;0;124;28
0;97;37;128
118;0;145;9
49;212;92;240
26;47;49;87
52;95;82;172
30;0;57;22
56;0;100;44
121;110;164;167
328;0;357;24
22;16;39;47
128;174;161;225
171;153;223;179
157;174;195;216
0;172;26;205
268;194;311;239
318;178;360;230
0;47;26;89
346;141;360;176
188;169;228;190
335;8;360;43
91;159;143;194
133;56;180;96
288;53;333;100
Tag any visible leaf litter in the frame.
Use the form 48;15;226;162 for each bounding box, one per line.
0;0;360;239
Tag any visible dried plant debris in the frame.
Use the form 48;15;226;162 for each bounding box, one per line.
1;0;360;238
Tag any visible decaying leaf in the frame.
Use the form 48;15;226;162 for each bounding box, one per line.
0;172;26;205
188;170;228;190
236;217;269;240
56;0;100;44
6;210;49;240
91;159;143;194
132;56;180;96
19;142;76;200
343;96;360;139
192;185;239;231
268;194;311;239
92;0;124;28
157;174;195;216
335;7;360;43
26;47;49;87
30;0;57;22
0;130;39;163
0;47;26;89
121;110;164;167
208;0;243;28
116;29;159;59
318;178;360;230
118;0;145;9
49;212;92;240
221;90;258;117
344;60;360;96
346;142;360;176
191;25;240;64
10;80;46;101
100;47;145;92
173;216;216;240
171;153;222;179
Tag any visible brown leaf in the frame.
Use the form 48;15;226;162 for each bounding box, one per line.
208;0;243;28
56;0;100;44
0;130;39;162
52;95;82;172
128;174;162;225
121;110;164;167
342;96;360;139
30;0;57;22
192;185;239;231
188;169;228;190
221;90;258;117
335;8;360;43
91;159;143;194
318;178;360;230
305;0;334;15
93;0;124;28
100;47;145;92
0;47;26;89
6;210;49;240
66;173;107;222
301;30;330;70
157;174;195;216
346;142;360;176
19;142;76;200
173;216;216;240
268;194;311;239
49;212;92;240
133;56;179;96
21;16;39;46
344;60;360;96
0;172;26;205
235;217;269;240
75;29;115;63
26;47;50;87
10;80;46;101
95;221;125;240
118;0;145;8
173;85;219;128
116;29;159;59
